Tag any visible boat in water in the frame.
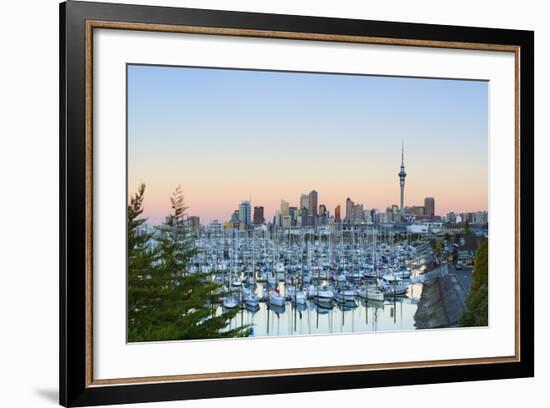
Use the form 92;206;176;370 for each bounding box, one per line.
222;295;239;309
269;288;286;307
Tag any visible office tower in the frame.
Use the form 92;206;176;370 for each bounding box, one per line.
424;197;435;217
345;197;354;222
253;206;265;225
230;210;240;225
308;190;318;217
335;205;341;223
187;216;200;236
280;200;289;217
300;194;309;211
239;201;251;227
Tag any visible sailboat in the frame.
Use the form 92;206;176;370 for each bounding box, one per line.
269;287;286;307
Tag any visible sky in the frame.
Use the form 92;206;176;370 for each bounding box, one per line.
127;64;488;225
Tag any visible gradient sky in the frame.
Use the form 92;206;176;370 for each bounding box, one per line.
128;64;488;225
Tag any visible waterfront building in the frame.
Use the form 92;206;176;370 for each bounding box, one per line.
407;222;443;234
398;143;407;212
239;200;251;227
424;197;435;217
253;206;265;225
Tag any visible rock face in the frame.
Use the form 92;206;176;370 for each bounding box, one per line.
414;273;468;329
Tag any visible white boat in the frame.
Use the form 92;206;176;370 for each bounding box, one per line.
243;292;259;307
355;285;384;301
222;296;239;309
293;289;307;305
242;287;259;307
334;289;356;303
314;288;334;305
269;289;286;306
381;281;409;296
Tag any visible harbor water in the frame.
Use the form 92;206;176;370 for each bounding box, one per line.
222;281;424;337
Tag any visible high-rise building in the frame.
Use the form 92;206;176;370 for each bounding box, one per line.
282;215;292;228
363;209;372;223
352;203;364;223
253;206;265;225
300;194;309;211
274;211;281;227
319;204;327;216
398;143;407;212
300;208;309;227
239;201;251;227
410;206;425;216
345;197;354;223
424;197;435;217
335;205;341;223
288;206;297;226
308;190;318;218
188;216;200;236
230;210;240;225
280;200;289;217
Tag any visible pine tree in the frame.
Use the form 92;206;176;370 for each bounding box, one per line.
127;183;158;340
127;184;249;342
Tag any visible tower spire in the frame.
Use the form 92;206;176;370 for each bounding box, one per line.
398;142;407;213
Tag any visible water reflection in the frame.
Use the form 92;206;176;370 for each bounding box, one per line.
222;282;422;337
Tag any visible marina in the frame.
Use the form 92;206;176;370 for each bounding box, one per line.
186;227;449;336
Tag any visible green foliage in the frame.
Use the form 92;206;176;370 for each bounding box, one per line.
459;239;488;327
127;184;249;342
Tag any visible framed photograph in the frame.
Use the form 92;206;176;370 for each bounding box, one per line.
60;1;534;406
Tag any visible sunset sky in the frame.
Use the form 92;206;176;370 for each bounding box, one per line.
127;64;488;225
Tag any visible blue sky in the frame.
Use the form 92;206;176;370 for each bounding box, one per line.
128;64;488;223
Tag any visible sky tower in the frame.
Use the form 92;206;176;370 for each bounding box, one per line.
398;143;407;213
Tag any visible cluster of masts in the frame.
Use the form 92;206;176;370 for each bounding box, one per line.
188;229;436;312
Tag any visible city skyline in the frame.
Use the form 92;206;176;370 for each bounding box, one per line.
128;65;488;224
